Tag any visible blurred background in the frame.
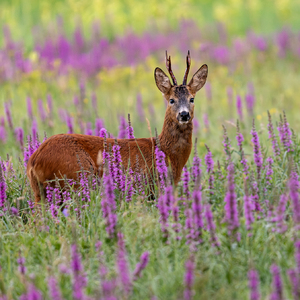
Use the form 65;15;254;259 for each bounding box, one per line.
0;0;300;160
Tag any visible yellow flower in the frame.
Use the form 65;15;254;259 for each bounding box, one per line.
257;115;262;120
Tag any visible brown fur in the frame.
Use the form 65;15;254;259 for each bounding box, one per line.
27;54;208;204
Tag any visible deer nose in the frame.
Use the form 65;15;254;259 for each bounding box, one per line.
179;111;190;122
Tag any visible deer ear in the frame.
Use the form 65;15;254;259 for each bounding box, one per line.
188;64;208;93
154;67;172;94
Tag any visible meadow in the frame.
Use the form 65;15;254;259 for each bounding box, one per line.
1;0;300;299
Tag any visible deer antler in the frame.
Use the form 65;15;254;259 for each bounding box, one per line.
165;51;177;86
182;50;191;85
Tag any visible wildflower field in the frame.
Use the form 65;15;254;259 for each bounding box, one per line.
1;0;300;299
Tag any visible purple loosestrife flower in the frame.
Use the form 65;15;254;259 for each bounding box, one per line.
248;269;260;300
222;125;231;161
66;114;74;134
192;141;201;184
295;240;300;275
273;194;288;233
244;186;255;232
102;169;117;238
100;128;107;139
282;111;293;152
277;29;290;58
95;118;104;136
224;163;240;240
136;93;145;122
250;174;261;211
112;141;123;190
118;115;127;139
205;145;214;195
183;256;195;300
245;93;255;116
0;164;7;209
27;97;33;120
127;114;135;139
203;113;209;131
267;111;280;157
85;122;93;135
38;99;47;123
71;244;87;300
270;264;283;300
48;277;63;300
185;208;195;245
236;95;243;121
17;256;26;275
205;145;214;173
158;192;169;238
287;269;300;300
236;120;244;152
0;123;6;143
192;188;203;243
117;232;132;295
182;166;190;199
289;177;300;229
133;251;149;281
251;120;263;180
20;284;42;300
125;168;134;202
14;127;24;150
204;204;220;247
155;144;168;190
4;102;13;130
266;157;274;186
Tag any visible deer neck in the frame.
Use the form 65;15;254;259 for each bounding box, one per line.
158;114;193;183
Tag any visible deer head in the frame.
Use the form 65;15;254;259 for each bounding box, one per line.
154;51;208;125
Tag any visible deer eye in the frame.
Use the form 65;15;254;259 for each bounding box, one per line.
170;99;175;104
190;98;194;103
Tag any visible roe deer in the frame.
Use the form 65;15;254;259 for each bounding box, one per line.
27;51;208;203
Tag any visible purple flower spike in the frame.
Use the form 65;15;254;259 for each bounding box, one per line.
48;277;63;300
192;141;202;185
287;269;299;300
155;144;168;190
117;232;132;295
118;115;127;139
0;164;7;209
183;256;195;300
38;99;47;123
71;244;87;300
248;269;260;300
204;204;220;247
182;166;190;198
222;125;231;161
244;187;255;232
266;157;274;186
236;95;243;120
157;191;169;238
289;177;300;227
205;145;214;173
224;163;240;240
267;111;280;157
133;251;149;281
192;188;203;243
270;264;283;300
17;256;26;275
4;102;13;130
273;194;288;233
66;114;74;134
251;120;263;180
127;114;135;139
